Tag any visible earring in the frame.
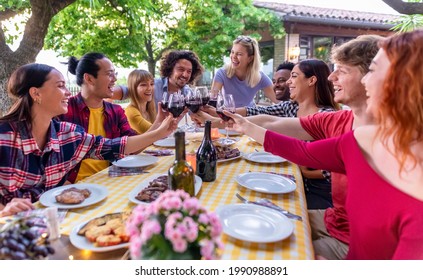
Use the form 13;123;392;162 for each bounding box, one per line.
34;98;41;105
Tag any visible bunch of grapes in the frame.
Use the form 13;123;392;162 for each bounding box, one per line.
0;217;55;260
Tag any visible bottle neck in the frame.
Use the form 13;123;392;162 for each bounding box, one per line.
174;130;186;161
203;121;212;142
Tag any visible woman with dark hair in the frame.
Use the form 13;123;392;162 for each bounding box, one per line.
0;63;178;217
224;29;423;259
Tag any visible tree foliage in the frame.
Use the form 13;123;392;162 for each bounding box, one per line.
0;0;77;116
44;0;284;75
387;0;423;32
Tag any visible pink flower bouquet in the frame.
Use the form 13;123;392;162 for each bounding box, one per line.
126;190;223;260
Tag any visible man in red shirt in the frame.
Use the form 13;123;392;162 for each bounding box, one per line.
59;52;138;183
247;35;382;259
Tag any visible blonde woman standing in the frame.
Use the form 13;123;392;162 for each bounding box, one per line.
125;69;163;134
212;35;277;107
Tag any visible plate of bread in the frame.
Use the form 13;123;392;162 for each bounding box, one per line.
69;212;130;252
39;183;108;209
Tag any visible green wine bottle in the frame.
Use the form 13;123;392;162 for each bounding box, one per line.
168;129;195;196
196;120;217;182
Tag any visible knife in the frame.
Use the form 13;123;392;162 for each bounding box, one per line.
236;193;302;221
257;198;303;221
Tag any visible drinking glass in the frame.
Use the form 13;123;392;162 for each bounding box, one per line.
196;86;210;107
161;91;169;112
216;93;236;145
167;93;185;119
183;88;202;132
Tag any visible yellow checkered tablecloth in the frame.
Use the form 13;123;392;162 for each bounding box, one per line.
59;134;314;260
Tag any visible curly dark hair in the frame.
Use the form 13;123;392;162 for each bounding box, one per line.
159;50;204;83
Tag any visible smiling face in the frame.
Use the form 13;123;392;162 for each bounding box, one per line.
230;43;253;71
168;59;193;91
273;69;291;101
136;78;154;103
328;63;366;107
361;49;391;118
286;65;315;102
86;58;117;99
34;69;71;117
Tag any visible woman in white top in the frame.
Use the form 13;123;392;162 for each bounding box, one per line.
212;35;277;107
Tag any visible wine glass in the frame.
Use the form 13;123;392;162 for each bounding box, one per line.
184;88;202;132
161;91;169;112
167;93;185;119
196;86;210;107
216;93;236;146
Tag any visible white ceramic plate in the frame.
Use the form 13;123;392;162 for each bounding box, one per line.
243;152;287;164
129;174;202;204
235;172;296;194
218;129;242;136
215;204;294;243
112;154;158;168
39;184;108;209
153;137;189;148
69;218;129;252
217;152;243;163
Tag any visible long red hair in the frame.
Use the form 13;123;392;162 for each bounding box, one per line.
377;29;423;172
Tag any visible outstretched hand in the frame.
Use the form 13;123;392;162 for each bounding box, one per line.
191;111;222;128
222;110;266;145
157;115;179;138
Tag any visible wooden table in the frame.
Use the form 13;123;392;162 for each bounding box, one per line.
49;133;314;260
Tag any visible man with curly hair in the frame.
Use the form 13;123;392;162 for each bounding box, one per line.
153;50;205;105
113;50;204;107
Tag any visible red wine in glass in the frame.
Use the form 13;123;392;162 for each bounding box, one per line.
216;109;232;122
208;99;217;108
201;96;210;106
186;100;202;113
168;105;184;118
161;101;169;111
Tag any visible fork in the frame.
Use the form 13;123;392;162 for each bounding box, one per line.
236;193;302;221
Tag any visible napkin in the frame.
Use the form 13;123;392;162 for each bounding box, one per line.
143;149;174;156
108;165;149;177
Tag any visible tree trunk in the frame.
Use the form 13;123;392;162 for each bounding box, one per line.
147;59;156;77
0;0;76;116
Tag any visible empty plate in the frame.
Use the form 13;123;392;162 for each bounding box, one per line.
216;204;294;243
153;137;189;148
235;172;296;194
243;152;286;164
112;154;158;168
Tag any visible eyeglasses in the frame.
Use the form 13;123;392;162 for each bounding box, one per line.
235;36;255;55
236;35;253;43
105;71;118;79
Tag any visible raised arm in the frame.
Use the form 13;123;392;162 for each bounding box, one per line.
246;114;315;140
262;85;278;104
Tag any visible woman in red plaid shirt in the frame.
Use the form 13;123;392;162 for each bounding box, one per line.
0;63;179;217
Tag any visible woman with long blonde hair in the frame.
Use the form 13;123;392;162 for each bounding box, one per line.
125;69;159;134
211;35;277;107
